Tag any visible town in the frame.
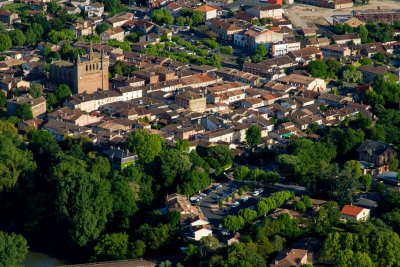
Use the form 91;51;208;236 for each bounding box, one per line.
0;0;400;265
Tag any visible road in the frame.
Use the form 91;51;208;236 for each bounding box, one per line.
198;179;307;240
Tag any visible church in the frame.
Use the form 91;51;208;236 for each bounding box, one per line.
49;44;109;94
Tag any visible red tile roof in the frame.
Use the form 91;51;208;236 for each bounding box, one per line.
341;205;364;217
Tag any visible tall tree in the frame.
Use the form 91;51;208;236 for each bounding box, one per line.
246;125;261;148
128;130;163;164
0;231;29;266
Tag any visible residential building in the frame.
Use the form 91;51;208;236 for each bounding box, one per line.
320;45;351;58
358;63;393;83
195;5;218;20
102;148;138;170
271;249;309;267
245;5;283;20
277;74;326;91
0;10;18;24
234;27;283;50
100;27;125;42
271;41;301;57
357;139;396;173
332;33;361;45
7;95;46;118
341;205;370;221
84;2;104;18
175;91;207;112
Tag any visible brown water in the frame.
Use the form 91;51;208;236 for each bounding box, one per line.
24;251;68;267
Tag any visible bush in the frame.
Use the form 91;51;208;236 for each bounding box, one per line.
294;201;306;213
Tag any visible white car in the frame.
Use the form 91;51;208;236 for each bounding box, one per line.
252;191;260;197
216;184;223;189
219;223;223;229
257;188;264;193
231;201;240;208
199;193;206;197
241;196;249;202
222;231;230;236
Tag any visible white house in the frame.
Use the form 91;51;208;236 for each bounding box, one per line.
341;205;370;222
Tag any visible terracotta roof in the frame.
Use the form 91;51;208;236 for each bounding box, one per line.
195;5;217;12
341;205;364;217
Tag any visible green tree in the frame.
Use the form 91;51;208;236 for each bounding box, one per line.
301;195;313;209
128;130;163;163
307;60;328;78
358;25;369;43
238;208;257;221
246;125;261;147
360;174;372;192
359;57;373;66
30;84;43;98
16;104;33;120
151;9;174;25
104;0;125;15
55;84;72;101
94;233;129;261
315;201;341;234
0;90;6;108
294;201;306;212
220;46;233;55
0;231;29;267
255;44;267;58
223;215;245;232
96;23;111;34
159;149;191;188
46;93;58;108
10;29;26;46
52;156;113;247
0;33;12;52
233;165;250;182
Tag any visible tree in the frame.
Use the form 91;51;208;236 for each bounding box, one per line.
293;201;306;212
315;201;341;234
0;33;12;52
360;174;372;192
0;231;29;267
104;0;125;15
128;130;163;164
223;215;245;232
220;46;233;55
151;9;174;25
233;165;250;182
176;139;190;153
246;125;261;147
307;60;328;78
238;208;257;221
48;0;60;14
301;195;312;209
46;93;58;108
359;57;373;66
94;233;129;261
358;25;369;43
30;84;43;98
0;90;6;108
10;29;26;46
55;84;72;101
96;23;111;34
16;104;33;120
255;44;267;58
53;156;113;247
159;149;191;188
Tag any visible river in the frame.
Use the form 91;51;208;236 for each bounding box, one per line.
24;251;68;267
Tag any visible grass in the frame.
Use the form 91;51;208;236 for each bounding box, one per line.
1;2;30;13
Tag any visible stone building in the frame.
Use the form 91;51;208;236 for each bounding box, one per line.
49;44;109;94
7;94;46;118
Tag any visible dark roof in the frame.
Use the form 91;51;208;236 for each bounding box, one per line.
356;139;391;156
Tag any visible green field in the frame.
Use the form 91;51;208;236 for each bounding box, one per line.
1;2;30;12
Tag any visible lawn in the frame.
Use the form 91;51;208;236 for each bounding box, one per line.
1;2;30;12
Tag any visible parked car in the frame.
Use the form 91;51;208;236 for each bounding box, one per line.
248;206;255;210
231;201;240;208
199;193;206;197
252;191;260;197
241;196;249;202
257;188;264;193
219;223;223;229
222;230;230;236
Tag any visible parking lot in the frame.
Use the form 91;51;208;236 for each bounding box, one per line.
196;180;268;239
